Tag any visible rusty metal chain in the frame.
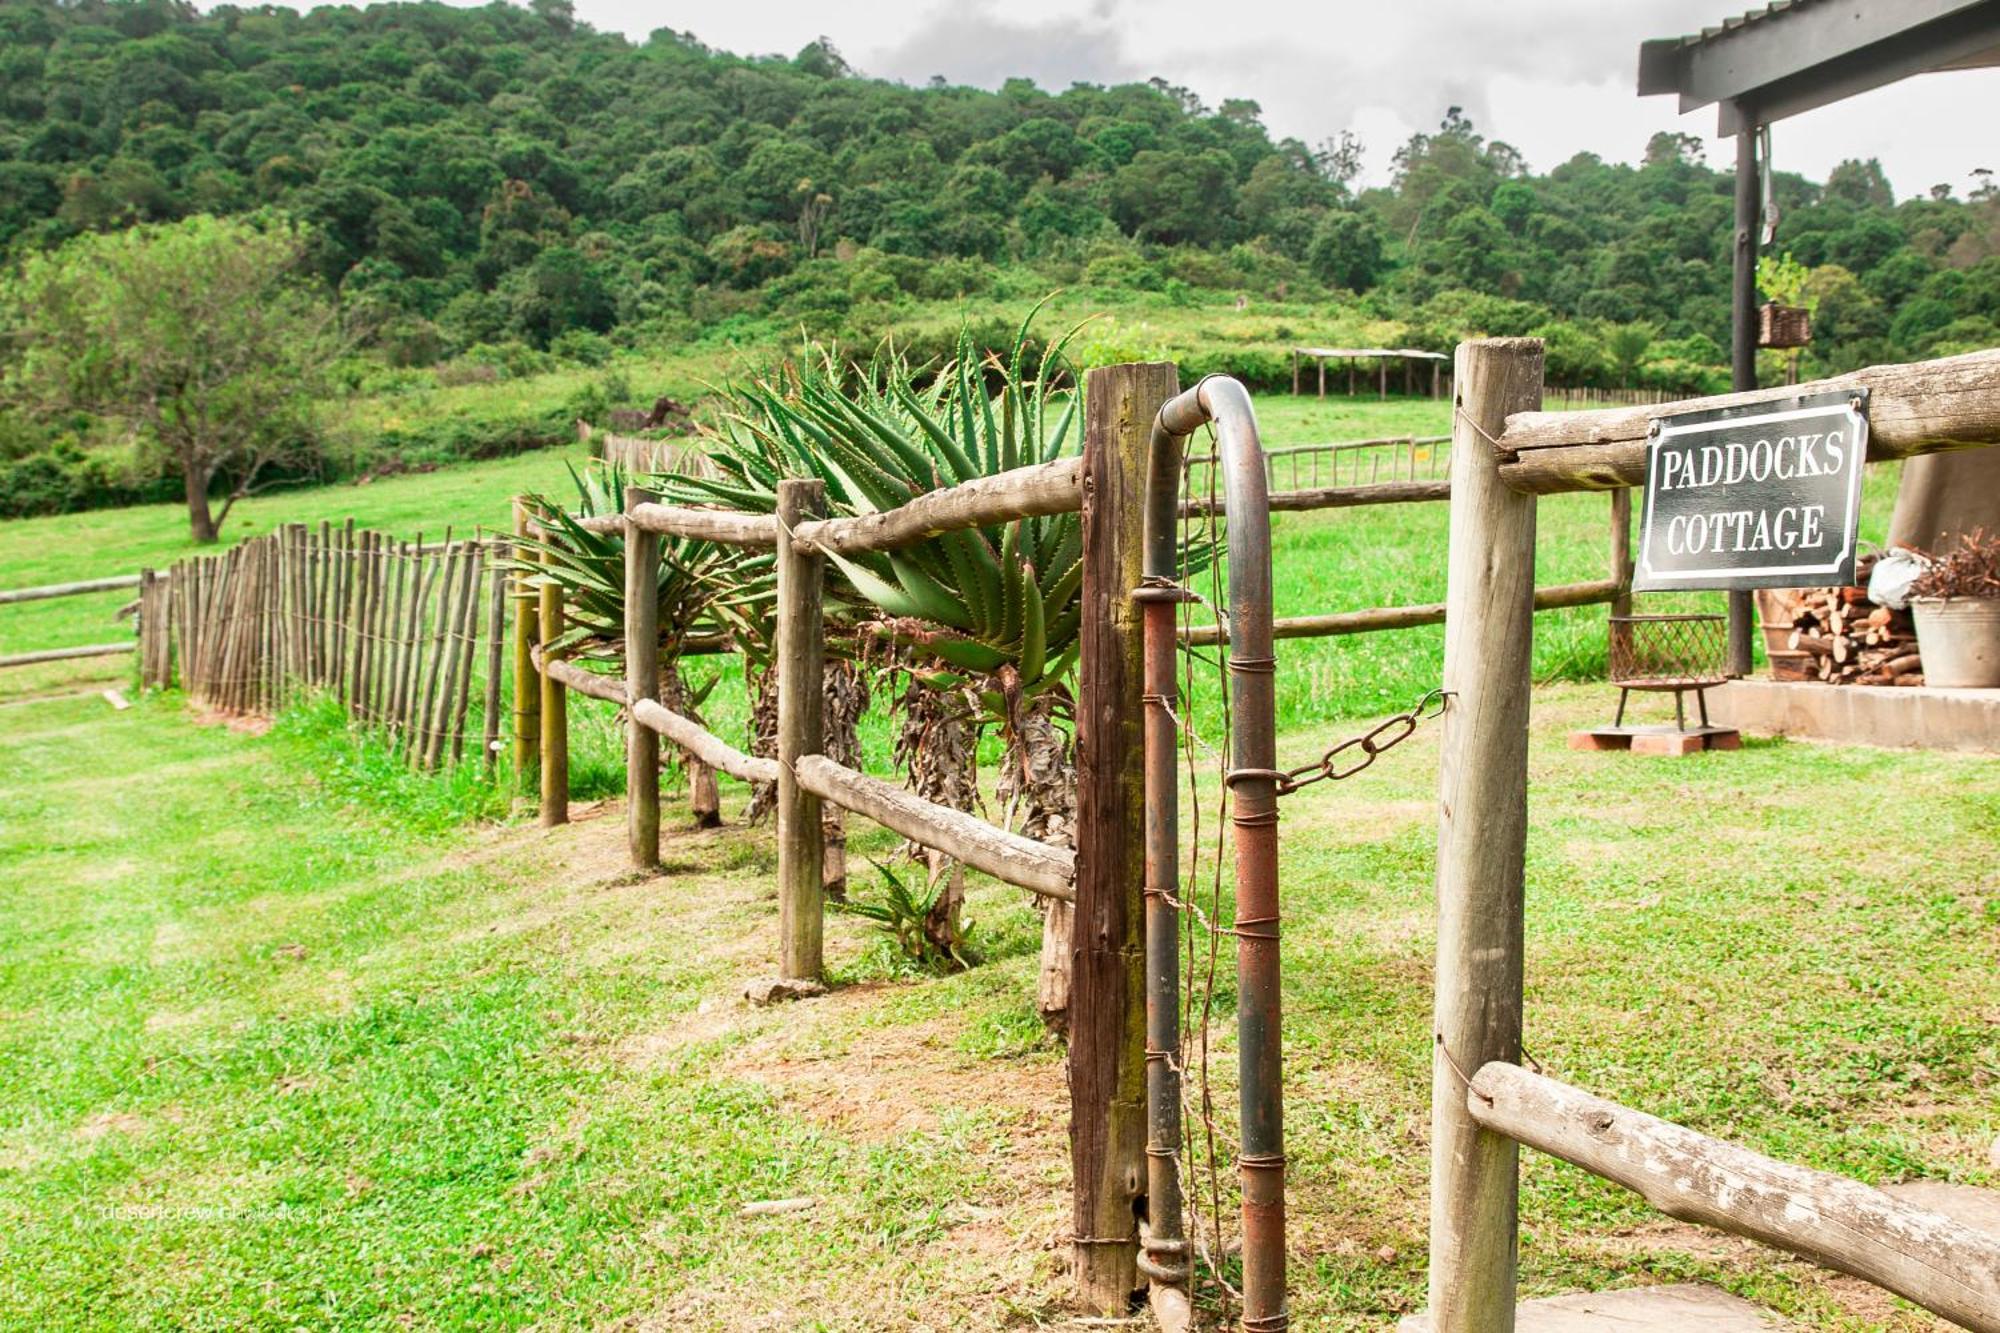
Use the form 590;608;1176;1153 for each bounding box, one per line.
1273;688;1450;795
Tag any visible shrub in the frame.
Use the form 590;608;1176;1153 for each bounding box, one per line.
550;328;613;366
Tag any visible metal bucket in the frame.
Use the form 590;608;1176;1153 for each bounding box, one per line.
1911;597;2000;688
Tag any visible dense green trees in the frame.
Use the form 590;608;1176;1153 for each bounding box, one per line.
1;214;337;539
4;0;2000;518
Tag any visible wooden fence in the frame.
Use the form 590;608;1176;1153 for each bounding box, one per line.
1180;433;1634;647
517;384;1660;1319
0;573;142;673
137;522;504;768
545;347;1998;1327
1424;341;2000;1333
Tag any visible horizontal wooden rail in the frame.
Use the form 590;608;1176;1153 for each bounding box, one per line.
533;649;631;705
793;754;1076;901
632;698;778;786
1184;478;1451;516
791;457;1081;555
626;503;779;547
1497;347;2000;494
532;644;775;784
0;574;142;606
1179;578;1623;646
0;641;134;669
1468;1062;2000;1333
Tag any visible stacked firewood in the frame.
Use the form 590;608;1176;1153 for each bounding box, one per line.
1760;555;1923;686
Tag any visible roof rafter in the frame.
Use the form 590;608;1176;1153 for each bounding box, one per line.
1639;0;2000;132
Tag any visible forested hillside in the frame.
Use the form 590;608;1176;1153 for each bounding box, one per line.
5;0;2000;518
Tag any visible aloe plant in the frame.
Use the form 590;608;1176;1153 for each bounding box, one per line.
840;858;977;975
672;309;1090;710
511;460;767;667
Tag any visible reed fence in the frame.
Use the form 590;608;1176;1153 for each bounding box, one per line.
137;522;505;768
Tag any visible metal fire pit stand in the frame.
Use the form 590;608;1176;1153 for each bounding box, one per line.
1572;611;1742;756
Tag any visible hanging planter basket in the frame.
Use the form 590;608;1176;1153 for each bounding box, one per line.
1758;302;1812;349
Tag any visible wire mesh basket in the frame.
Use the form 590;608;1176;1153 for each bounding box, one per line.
1609;613;1728;691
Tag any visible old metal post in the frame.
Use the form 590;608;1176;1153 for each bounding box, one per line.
1071;361;1176;1313
775;478;827;983
1726;109;1760;676
511;497;541;789
1141;373;1286;1329
626;487;661;871
1427;337;1543;1331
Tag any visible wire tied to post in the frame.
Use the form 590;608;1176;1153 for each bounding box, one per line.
1435;1032;1496;1107
1453;400;1515;461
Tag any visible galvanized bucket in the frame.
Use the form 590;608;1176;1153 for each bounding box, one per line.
1911;597;2000;688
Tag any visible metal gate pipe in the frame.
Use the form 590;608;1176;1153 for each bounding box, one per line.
1142;375;1285;1331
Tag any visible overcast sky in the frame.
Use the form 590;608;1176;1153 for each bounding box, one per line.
557;0;1999;198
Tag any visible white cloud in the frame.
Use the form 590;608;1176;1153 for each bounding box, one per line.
507;0;2000;197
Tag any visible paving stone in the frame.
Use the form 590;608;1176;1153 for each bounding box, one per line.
1883;1180;2000;1237
1400;1282;1785;1331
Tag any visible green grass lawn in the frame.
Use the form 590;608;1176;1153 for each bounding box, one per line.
0;682;1990;1330
2;371;1976;1327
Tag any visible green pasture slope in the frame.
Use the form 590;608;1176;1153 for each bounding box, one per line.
1;383;1985;1329
0;687;1992;1329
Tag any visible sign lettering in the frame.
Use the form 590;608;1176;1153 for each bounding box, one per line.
1633;389;1869;592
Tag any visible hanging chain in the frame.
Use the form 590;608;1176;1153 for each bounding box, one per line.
1272;688;1451;795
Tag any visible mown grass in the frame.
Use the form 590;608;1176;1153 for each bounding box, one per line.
0;680;1991;1330
0;359;1966;1331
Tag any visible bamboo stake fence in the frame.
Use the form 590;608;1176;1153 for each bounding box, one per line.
134;523;501;769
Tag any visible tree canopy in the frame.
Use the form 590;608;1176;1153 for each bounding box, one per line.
1;213;336;539
4;0;2000;527
2;0;1992;374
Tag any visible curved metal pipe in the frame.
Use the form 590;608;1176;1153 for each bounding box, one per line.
1141;375;1285;1331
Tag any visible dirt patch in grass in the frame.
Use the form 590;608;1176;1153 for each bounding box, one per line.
723;998;1065;1146
73;1110;148;1143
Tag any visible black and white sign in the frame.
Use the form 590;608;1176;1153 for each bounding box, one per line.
1633;388;1869;592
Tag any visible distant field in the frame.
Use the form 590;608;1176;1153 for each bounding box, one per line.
2;384;1904;730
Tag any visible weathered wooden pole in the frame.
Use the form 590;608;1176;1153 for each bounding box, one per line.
537;546;568;827
775;478;827;984
511;498;541;790
1071;361;1177;1314
1609;488;1634;619
1467;1062;2000;1333
625;487;661;872
1427;337;1543;1333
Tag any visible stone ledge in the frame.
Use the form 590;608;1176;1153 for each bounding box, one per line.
1708;679;2000;753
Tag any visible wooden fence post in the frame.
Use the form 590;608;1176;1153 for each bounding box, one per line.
511;498;542;791
1609;488;1634;619
1428;337;1544;1332
538;546;568;827
625;487;661;872
1071;361;1178;1313
775;478;826;985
